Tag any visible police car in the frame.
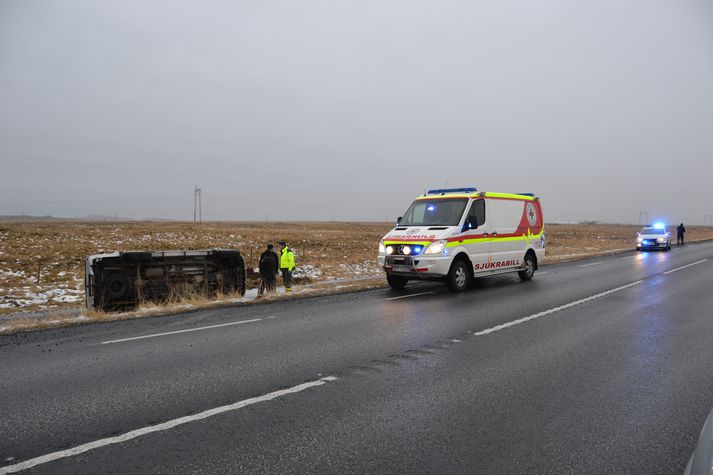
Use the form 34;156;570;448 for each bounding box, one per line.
378;187;545;292
636;223;671;251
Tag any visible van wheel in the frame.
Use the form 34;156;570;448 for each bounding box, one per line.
105;273;130;299
447;260;470;293
387;274;408;289
518;253;536;281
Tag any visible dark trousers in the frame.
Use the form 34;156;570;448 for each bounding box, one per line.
677;234;684;245
259;273;276;294
281;268;292;290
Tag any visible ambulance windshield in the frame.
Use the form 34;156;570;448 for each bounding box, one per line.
400;199;468;226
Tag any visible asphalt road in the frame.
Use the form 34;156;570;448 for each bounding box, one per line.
2;242;713;474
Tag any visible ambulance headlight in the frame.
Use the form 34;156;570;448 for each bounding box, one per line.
402;245;412;255
386;245;395;255
424;239;447;255
379;242;385;254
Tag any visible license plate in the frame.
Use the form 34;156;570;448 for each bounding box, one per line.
392;265;411;273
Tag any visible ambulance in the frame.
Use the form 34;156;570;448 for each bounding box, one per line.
378;188;545;292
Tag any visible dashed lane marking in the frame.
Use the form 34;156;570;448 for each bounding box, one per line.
100;318;263;345
385;291;438;301
579;262;602;267
662;259;708;275
473;280;643;336
0;376;338;474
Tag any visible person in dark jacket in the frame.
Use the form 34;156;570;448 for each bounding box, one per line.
677;223;686;246
258;244;279;295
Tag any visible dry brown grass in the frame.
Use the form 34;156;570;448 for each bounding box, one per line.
1;220;712;322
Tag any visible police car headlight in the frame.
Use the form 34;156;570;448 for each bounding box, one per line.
379;242;385;254
385;245;394;255
657;237;666;243
636;235;643;243
424;239;447;255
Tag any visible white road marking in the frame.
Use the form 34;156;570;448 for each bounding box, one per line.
385;291;437;301
579;262;602;267
537;271;549;275
473;280;643;336
450;339;462;343
663;259;709;275
101;318;263;345
0;376;338;475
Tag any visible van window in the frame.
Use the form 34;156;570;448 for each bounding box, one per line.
467;200;485;229
400;199;468;226
488;199;524;234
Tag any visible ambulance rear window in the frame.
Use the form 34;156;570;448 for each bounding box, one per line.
400;199;468;226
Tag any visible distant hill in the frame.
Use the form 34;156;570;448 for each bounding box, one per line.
0;214;174;222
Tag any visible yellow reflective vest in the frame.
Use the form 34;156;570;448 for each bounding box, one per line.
280;247;295;270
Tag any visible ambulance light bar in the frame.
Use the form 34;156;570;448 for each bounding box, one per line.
426;187;477;195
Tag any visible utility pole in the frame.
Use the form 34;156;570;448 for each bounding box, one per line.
705;214;713;226
638;211;648;226
193;185;202;223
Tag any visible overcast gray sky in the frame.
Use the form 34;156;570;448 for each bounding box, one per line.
1;0;712;223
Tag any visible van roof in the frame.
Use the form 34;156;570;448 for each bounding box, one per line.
416;191;538;201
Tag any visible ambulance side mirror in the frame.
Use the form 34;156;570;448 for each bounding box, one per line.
462;217;478;232
396;216;402;225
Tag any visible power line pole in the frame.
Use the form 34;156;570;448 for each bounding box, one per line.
705;214;713;226
638;211;648;225
194;185;202;223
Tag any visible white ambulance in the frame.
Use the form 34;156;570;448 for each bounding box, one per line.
378;188;545;292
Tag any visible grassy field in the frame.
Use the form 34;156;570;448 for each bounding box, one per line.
1;220;712;316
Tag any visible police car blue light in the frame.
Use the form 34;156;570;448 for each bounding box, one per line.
653;222;666;229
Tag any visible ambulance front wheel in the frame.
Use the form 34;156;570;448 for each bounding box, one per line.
387;273;408;290
518;253;536;281
447;260;470;293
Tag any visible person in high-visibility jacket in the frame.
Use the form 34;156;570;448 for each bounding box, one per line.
278;241;296;291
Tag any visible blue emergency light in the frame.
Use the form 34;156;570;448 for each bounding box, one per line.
426;187;477;195
653;222;666;229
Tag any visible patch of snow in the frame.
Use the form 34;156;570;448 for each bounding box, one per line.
0;269;26;279
0;287;83;308
292;265;322;279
